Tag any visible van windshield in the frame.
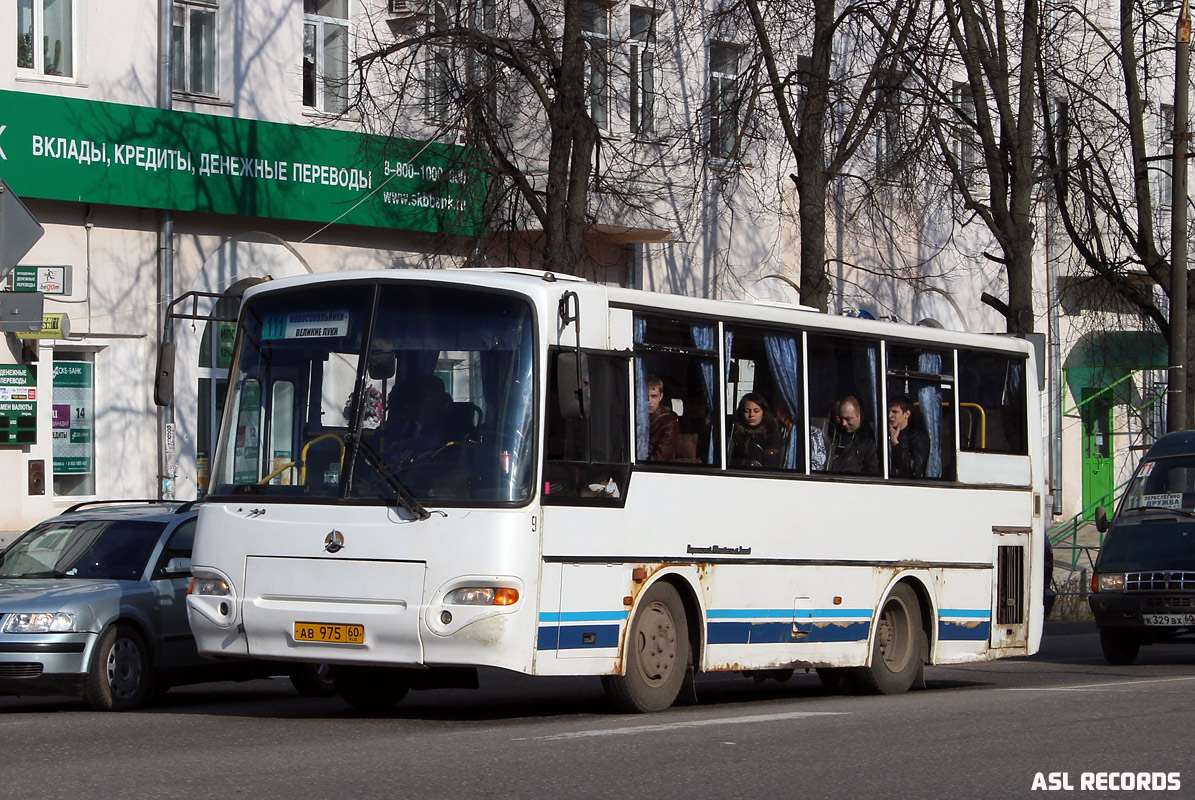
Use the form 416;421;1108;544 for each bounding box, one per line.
1120;455;1195;516
208;282;536;506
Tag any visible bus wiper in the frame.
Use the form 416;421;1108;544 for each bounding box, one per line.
347;433;431;521
11;570;69;579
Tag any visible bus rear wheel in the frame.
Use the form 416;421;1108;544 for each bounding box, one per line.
332;665;410;712
603;582;689;713
850;583;923;695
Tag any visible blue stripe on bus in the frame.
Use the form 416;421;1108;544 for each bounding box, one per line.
708;608;872;620
938;620;991;641
538;611;629;623
938;609;990;618
538;624;622;650
707;620;871;645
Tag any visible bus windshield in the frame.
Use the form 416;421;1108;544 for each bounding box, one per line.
208;282;536;505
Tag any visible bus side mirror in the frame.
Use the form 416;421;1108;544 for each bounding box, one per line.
368;351;396;380
1095;505;1109;533
556;351;590;420
154;342;176;407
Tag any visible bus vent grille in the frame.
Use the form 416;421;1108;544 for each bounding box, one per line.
996;544;1025;625
1127;572;1195;592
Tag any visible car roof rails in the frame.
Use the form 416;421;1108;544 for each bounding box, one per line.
63;498;184;514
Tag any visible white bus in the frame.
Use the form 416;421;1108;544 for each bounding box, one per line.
186;269;1046;712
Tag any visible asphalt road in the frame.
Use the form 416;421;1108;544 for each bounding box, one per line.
3;628;1194;800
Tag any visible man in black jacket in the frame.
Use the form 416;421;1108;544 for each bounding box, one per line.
887;395;930;478
829;395;879;475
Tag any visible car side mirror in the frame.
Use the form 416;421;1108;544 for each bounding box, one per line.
1095;505;1109;533
163;556;192;576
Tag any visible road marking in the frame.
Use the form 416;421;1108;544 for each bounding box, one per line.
1006;675;1195;692
518;710;847;741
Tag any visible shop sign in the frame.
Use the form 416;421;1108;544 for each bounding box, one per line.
0;365;36;445
15;312;69;339
8;265;70;295
0;90;485;236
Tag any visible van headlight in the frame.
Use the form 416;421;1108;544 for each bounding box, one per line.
189;577;231;596
1096;573;1125;593
3;612;76;633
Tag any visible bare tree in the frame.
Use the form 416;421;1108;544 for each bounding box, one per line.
347;0;707;281
906;0;1042;333
1041;0;1194;424
715;0;932;311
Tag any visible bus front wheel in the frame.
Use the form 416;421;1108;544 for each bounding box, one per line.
851;583;924;695
332;665;410;712
603;582;690;713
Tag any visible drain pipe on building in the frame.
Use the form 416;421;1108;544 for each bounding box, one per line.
157;0;176;499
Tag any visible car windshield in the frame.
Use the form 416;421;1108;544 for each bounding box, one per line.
1119;455;1195;516
209;282;537;505
0;519;165;581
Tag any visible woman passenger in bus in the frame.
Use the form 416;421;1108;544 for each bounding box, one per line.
728;393;783;469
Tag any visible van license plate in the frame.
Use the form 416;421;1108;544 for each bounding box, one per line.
294;622;365;643
1143;614;1195;626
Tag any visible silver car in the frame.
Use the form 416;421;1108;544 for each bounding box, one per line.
0;500;331;710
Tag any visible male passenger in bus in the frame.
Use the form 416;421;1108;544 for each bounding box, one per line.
828;395;879;475
888;395;930;478
646;374;680;462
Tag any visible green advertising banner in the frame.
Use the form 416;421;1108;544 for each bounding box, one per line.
0;90;485;235
0;365;37;445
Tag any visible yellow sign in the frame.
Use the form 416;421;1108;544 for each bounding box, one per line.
16;313;70;339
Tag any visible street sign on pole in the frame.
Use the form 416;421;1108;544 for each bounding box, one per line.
0;178;44;281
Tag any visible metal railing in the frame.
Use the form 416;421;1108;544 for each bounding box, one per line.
1045;480;1130;604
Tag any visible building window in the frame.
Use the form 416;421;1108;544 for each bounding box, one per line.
1159;103;1175;209
952;80;981;188
303;0;349;114
425;0;456;124
582;2;610;132
172;1;217;96
709;42;741;158
629;7;659;137
17;0;73;77
53;353;95;497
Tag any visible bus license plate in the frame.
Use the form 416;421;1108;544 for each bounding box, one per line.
1143;613;1195;626
294;622;365;644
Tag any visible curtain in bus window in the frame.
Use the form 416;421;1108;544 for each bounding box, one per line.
918;352;943;478
764;334;804;470
859;345;879;433
1003;359;1026;450
634;317;649;461
690;323;717;463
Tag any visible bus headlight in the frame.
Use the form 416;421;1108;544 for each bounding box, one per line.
445;587;520;606
2;612;75;633
189;577;230;596
1095;573;1125;593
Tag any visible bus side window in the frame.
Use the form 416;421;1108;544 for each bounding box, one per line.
544;351;630;504
808;335;882;476
957;350;1028;455
885;344;955;481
